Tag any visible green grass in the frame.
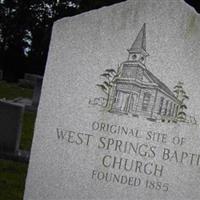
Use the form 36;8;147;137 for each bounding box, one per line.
0;81;36;200
20;111;36;151
0;111;36;200
0;81;32;100
0;160;28;200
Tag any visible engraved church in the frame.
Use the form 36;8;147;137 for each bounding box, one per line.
108;24;180;122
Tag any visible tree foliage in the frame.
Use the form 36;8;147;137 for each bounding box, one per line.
173;81;189;122
0;0;80;81
0;0;127;82
0;0;199;82
97;65;121;109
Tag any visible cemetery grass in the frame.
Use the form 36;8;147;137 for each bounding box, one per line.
20;111;36;150
0;81;36;200
0;81;32;100
0;160;28;200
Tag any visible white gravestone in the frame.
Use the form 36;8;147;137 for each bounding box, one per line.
24;0;200;199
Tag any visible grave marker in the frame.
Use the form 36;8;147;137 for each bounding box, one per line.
0;101;24;153
0;70;3;80
32;75;43;108
24;0;200;199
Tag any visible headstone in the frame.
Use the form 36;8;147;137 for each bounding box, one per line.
0;101;24;153
0;70;3;80
24;73;34;81
24;73;40;84
23;75;43;111
18;79;34;89
31;76;43;108
19;73;43;88
24;0;200;199
10;97;32;109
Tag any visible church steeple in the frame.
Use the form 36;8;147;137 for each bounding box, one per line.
128;24;149;65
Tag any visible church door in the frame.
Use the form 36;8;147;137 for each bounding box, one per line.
129;93;138;113
115;91;130;112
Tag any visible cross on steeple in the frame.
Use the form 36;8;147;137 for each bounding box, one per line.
128;24;149;65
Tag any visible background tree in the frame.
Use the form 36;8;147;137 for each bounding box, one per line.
0;0;80;81
174;81;189;122
0;0;199;82
97;66;121;108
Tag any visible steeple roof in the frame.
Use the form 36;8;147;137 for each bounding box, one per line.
128;24;149;56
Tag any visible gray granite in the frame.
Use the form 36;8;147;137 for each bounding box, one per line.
32;76;43;108
24;0;200;199
0;101;24;153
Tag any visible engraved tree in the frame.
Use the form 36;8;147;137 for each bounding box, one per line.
173;81;189;122
96;66;121;108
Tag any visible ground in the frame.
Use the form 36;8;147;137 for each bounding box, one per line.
0;81;36;200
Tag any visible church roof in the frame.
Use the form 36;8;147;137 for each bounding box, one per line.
144;69;177;99
128;24;149;56
122;24;178;101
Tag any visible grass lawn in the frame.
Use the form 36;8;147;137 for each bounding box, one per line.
0;81;36;200
0;81;33;100
20;111;36;151
0;160;28;200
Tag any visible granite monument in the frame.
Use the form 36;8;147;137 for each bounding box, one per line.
24;0;200;199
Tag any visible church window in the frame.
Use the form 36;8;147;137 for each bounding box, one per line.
158;97;164;115
175;105;179;117
172;104;176;116
136;68;143;80
115;91;120;103
168;102;173;116
132;54;137;60
164;100;169;116
121;65;137;78
142;92;151;111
